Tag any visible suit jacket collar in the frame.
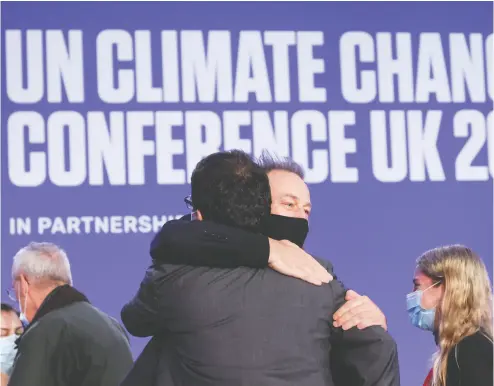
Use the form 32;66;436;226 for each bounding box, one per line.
19;285;89;339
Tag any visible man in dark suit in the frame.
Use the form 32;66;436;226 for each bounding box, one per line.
148;152;387;331
122;150;400;386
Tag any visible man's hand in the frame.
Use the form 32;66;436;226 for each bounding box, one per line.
333;290;387;330
268;239;333;286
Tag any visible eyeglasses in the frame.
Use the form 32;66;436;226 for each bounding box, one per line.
6;288;17;302
184;195;193;210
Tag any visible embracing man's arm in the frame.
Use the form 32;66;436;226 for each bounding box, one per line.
151;216;269;268
151;216;331;285
322;261;399;386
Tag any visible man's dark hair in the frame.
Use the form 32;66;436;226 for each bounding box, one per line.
257;151;305;179
191;150;271;232
1;303;19;316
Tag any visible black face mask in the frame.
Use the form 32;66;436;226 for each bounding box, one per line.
261;214;309;248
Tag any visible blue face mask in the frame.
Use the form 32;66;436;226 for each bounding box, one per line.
0;334;18;376
19;313;29;329
406;283;440;332
18;285;30;328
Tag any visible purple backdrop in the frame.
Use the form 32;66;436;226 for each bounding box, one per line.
2;2;493;386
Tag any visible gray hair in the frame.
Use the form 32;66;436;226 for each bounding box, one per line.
257;151;305;179
12;242;73;286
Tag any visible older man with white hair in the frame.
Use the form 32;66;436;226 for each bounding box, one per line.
7;242;133;386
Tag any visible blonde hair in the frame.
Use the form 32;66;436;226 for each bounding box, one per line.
416;245;493;386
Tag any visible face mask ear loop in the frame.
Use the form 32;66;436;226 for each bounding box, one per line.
423;280;441;294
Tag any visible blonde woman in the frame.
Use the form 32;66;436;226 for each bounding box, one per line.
406;245;493;386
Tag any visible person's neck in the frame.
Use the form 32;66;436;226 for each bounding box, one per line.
31;284;62;314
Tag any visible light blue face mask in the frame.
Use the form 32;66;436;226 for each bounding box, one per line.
19;313;29;329
18;286;30;328
0;334;18;376
406;282;440;332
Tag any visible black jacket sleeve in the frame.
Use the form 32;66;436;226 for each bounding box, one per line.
122;263;214;337
320;260;400;386
446;332;493;386
121;266;164;338
150;216;270;268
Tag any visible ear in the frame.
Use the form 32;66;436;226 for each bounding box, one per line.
17;274;29;295
438;283;445;298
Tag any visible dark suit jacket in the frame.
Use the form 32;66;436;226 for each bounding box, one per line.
445;331;493;386
121;218;400;386
147;216;401;383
